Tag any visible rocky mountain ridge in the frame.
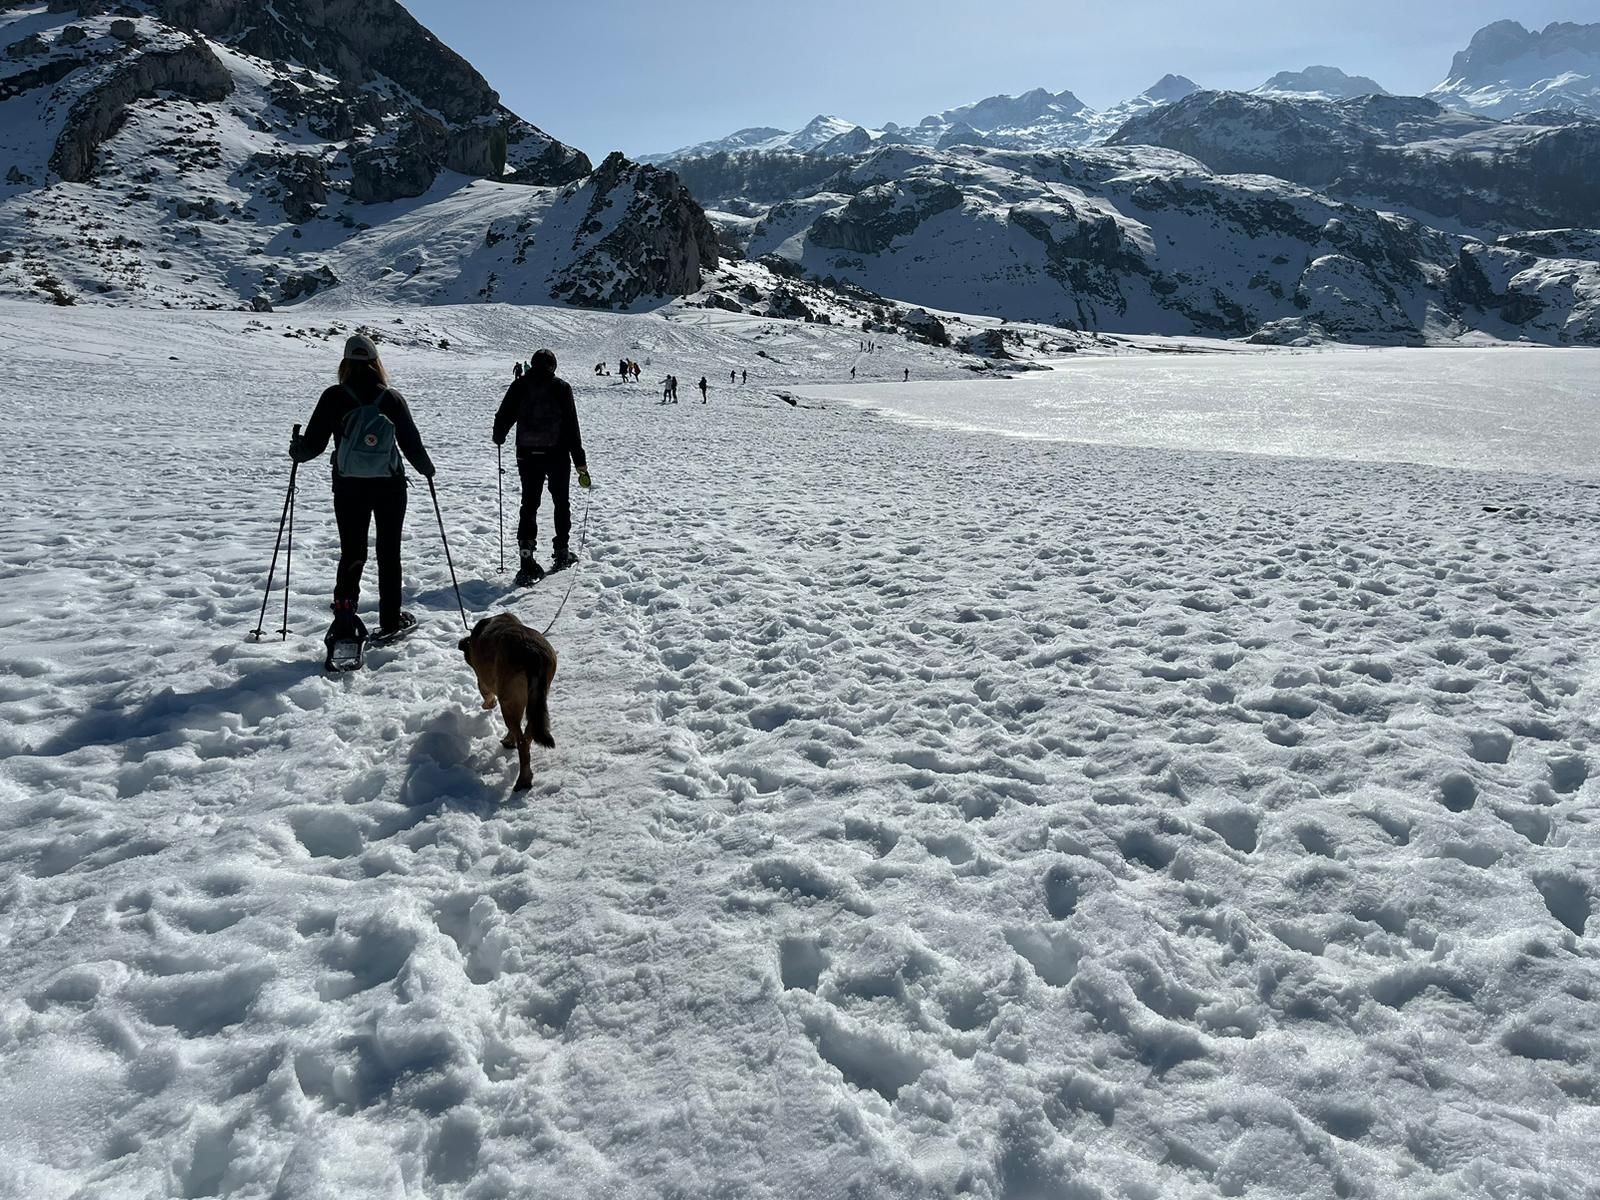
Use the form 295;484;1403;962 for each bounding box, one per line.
1430;20;1600;118
0;0;718;309
648;19;1599;168
684;134;1598;348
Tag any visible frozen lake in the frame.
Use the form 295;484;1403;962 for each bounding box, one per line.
805;347;1600;477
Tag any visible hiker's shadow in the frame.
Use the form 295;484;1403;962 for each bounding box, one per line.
34;658;324;759
398;707;512;815
413;577;504;615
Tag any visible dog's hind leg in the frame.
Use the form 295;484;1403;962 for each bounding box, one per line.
527;655;557;750
499;678;533;791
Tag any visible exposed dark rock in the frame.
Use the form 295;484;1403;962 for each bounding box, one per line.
811;177;961;254
277;265;338;303
548;153;720;309
902;307;950;346
1110;90;1600;232
7;34;48;58
50;35;233;182
349;143;435;204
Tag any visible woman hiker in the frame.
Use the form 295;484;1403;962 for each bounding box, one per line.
290;334;435;646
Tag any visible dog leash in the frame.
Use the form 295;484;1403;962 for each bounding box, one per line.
542;492;593;636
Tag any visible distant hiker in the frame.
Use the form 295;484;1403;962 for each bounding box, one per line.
904;367;910;381
289;334;434;643
661;376;672;404
741;369;747;385
594;362;605;376
698;375;708;403
494;348;593;586
670;375;680;402
730;369;737;384
850;366;857;379
633;361;642;382
618;358;627;379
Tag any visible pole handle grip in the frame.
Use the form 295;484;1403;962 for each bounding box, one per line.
292;423;302;436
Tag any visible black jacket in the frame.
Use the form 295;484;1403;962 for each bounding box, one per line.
293;378;434;481
493;372;587;469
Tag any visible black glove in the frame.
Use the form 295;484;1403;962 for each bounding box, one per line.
289;434;305;461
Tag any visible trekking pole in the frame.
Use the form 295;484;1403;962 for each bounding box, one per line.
428;476;470;633
496;443;506;574
280;432;298;641
542;492;594;637
251;424;300;642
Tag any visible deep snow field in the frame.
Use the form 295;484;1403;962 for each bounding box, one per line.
1;301;1598;1200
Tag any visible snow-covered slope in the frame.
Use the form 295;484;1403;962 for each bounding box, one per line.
1253;66;1389;101
1431;20;1600;118
734;141;1600;346
0;1;718;310
2;300;1598;1198
642;115;861;163
1108;91;1600;234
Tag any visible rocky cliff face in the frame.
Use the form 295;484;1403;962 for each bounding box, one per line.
548;152;720;309
1108;91;1600;234
0;0;717;311
737;142;1599;346
1432;20;1600;118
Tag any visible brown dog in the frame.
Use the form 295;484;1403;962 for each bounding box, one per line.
458;613;558;791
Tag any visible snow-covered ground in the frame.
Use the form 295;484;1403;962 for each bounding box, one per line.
2;301;1598;1199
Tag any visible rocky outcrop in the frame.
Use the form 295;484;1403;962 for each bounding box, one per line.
811;177;962;254
504;118;592;185
50;35;233;182
548;153;720;309
1109;91;1600;233
155;0;587;194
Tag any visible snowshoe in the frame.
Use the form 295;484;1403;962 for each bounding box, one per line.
513;558;545;587
370;611;418;647
549;550;578;573
324;609;369;673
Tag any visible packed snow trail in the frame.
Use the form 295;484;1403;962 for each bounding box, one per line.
1;304;1598;1199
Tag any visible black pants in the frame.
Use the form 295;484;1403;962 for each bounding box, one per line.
517;450;571;557
333;478;407;628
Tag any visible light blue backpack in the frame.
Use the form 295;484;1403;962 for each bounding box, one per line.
336;387;400;478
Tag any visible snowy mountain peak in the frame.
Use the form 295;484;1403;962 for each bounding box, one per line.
1431;19;1600;118
1446;20;1600;85
1142;74;1202;103
1254;66;1389;100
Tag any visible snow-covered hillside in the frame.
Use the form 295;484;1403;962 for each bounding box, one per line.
1252;67;1389;101
1107;91;1600;236
727;141;1600;346
2;301;1597;1199
1431;20;1600;119
0;1;718;310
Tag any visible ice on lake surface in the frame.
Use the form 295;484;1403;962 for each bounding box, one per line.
812;347;1600;476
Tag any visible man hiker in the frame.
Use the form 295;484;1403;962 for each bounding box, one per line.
904;368;910;381
494;348;593;586
730;369;737;384
698;375;709;403
513;361;524;380
741;369;747;385
290;334;435;646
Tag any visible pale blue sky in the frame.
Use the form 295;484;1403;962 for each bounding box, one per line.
398;2;1596;157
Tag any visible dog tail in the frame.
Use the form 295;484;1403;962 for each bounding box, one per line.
527;652;556;749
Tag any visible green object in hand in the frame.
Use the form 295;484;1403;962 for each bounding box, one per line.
578;470;592;489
